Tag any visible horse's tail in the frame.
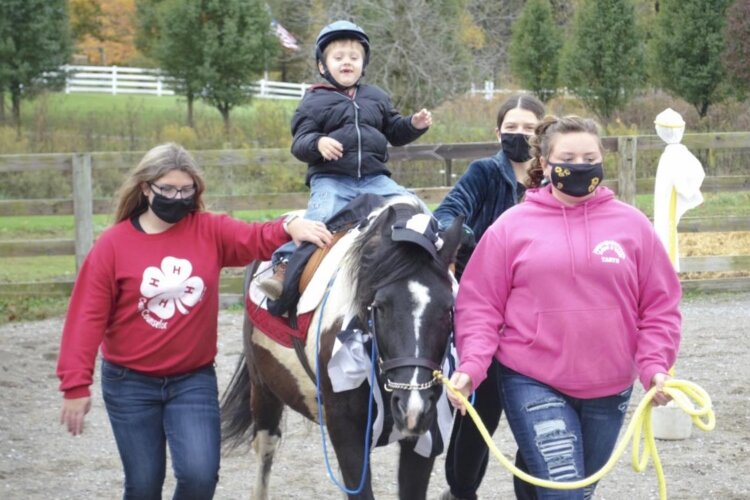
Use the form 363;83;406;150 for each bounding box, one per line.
220;263;258;452
220;345;255;451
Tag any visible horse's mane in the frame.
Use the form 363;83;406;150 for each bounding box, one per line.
343;197;447;319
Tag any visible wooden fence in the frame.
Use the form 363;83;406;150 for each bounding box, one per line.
1;131;749;298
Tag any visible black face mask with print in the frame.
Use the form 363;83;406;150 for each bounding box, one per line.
548;162;604;197
501;133;532;162
149;193;195;223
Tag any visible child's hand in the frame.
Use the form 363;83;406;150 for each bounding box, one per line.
318;137;344;161
411;109;432;129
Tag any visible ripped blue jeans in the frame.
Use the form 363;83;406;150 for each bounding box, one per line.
500;365;632;499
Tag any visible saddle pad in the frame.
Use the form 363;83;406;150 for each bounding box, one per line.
246;229;357;348
247;268;314;348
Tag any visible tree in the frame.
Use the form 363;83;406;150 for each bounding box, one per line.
69;0;105;44
723;0;750;96
650;0;732;118
152;0;204;127
199;0;278;134
508;0;563;102
0;0;72;130
266;0;313;82
324;0;472;111
559;0;644;121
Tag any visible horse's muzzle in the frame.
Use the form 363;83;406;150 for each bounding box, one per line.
390;388;439;436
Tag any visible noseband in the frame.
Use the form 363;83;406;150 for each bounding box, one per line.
367;305;451;392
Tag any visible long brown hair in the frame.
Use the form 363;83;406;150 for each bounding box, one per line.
527;115;603;188
113;143;206;223
495;94;544;188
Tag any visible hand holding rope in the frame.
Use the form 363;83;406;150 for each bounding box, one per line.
434;371;715;500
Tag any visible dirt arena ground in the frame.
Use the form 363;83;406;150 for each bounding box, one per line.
1;291;748;499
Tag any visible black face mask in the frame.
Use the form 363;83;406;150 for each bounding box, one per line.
500;133;532;162
149;193;195;223
548;162;604;197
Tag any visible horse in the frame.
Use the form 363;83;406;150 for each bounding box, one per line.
220;196;464;499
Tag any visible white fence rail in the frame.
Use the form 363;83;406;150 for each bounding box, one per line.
61;65;308;100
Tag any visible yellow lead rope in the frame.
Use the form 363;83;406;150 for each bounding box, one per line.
434;372;715;500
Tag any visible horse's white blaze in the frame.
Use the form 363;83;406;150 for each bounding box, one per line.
404;281;430;430
408;281;430;357
406;370;424;430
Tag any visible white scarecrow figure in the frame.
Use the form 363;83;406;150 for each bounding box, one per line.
652;108;705;271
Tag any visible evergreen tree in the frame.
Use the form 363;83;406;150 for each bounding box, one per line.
722;0;750;96
0;0;72;130
650;0;732;118
560;0;644;121
153;0;204;127
200;0;278;135
508;0;563;102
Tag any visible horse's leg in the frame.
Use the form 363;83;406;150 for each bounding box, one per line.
397;439;436;500
250;380;284;500
324;387;375;500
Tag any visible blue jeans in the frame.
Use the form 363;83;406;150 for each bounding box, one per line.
101;360;221;500
272;173;426;264
500;365;632;500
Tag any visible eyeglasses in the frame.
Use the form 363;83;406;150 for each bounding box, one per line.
149;182;196;199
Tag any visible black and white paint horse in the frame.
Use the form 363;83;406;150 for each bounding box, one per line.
221;197;464;499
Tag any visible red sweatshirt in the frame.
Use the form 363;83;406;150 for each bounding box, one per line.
57;212;288;399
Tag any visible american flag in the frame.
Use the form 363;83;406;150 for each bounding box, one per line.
272;20;300;51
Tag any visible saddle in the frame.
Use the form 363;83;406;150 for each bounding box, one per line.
298;230;348;294
247;193;389;348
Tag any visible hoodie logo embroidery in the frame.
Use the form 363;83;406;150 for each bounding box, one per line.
138;257;205;329
593;240;626;264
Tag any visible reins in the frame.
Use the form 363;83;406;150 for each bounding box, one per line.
434;371;715;500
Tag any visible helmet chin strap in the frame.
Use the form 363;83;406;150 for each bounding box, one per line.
320;64;365;91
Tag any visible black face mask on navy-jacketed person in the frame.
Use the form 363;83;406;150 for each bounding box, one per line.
548;162;604;197
500;133;532;162
149;193;195;223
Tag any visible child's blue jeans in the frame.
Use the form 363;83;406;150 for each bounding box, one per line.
499;364;632;499
101;359;220;500
271;173;427;265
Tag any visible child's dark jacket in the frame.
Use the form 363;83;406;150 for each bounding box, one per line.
291;83;427;185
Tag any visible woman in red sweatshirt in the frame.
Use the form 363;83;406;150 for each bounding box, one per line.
57;143;331;499
447;116;681;499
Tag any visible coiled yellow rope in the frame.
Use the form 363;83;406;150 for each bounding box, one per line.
434;371;715;500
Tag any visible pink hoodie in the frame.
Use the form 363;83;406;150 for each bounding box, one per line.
455;185;681;398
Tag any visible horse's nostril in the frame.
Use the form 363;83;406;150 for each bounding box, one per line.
393;394;407;414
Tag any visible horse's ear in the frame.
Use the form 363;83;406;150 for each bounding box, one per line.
438;215;464;267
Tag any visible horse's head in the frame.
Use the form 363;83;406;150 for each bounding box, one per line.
347;199;464;436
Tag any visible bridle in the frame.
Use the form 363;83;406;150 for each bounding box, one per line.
367;304;452;392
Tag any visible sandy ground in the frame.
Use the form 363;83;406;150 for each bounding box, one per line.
1;291;748;500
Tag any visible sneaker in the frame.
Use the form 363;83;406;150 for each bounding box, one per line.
257;261;287;300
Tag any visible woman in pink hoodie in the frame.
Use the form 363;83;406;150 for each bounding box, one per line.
447;116;681;499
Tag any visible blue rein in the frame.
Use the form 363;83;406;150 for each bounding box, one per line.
315;272;377;496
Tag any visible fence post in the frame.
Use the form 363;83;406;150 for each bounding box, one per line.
64;64;70;94
156;74;163;97
617;136;637;206
112;66;118;95
484;80;494;101
73;153;94;273
443;159;453;187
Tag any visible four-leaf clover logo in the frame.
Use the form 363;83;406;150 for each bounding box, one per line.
140;257;205;320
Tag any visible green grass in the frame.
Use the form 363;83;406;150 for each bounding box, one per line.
0;295;70;324
635;191;750;219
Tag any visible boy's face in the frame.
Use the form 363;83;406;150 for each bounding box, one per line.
319;39;365;88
